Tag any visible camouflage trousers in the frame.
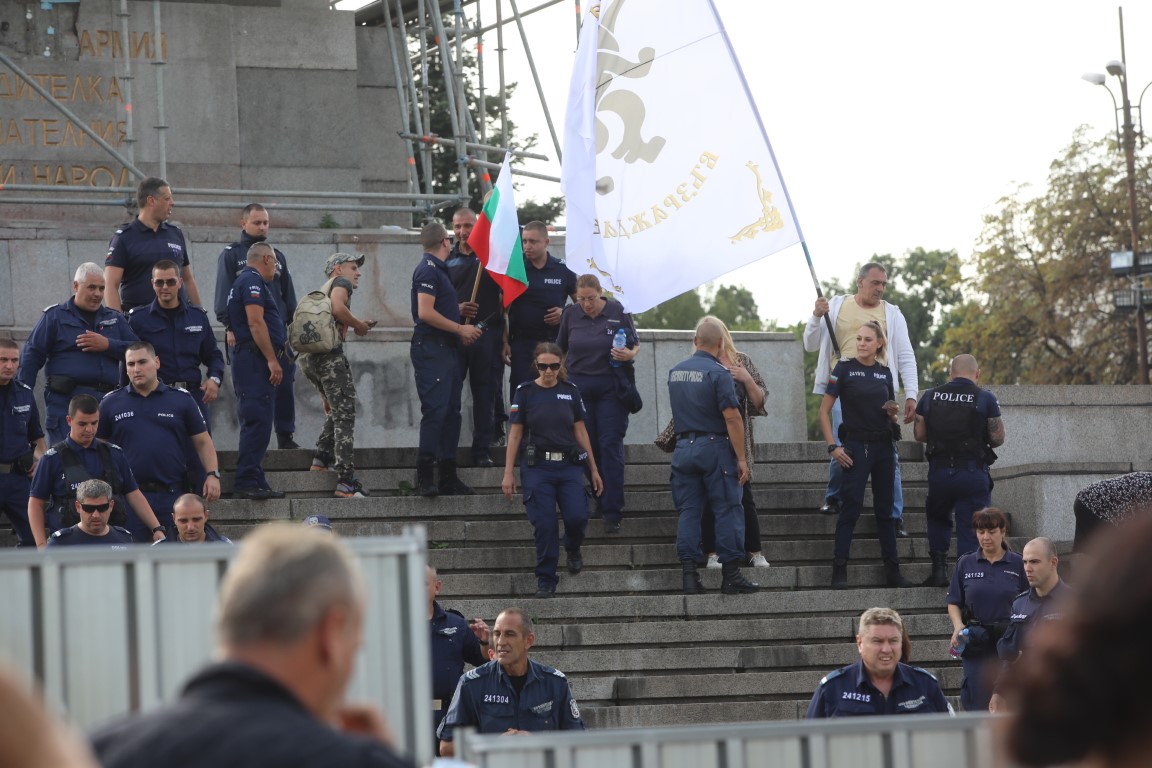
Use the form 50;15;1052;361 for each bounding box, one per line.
300;350;357;480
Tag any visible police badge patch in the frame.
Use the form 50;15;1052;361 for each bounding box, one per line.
570;699;580;719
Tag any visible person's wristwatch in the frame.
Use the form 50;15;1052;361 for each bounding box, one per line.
207;470;222;479
208;376;222;386
151;526;166;534
827;444;838;454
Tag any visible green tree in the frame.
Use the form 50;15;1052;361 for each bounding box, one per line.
633;290;706;330
708;284;763;331
943;127;1152;384
518;197;565;226
883;248;964;387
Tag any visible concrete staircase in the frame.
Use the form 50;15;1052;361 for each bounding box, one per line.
192;440;962;726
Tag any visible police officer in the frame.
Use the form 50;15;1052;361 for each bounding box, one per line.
916;353;1006;585
806;607;952;718
438;608;583;757
98;342;222;537
667;317;758;595
505;221;577;389
214;203;301;449
990;537;1068;713
27;395;166;548
501;343;603;598
128;260;225;426
226;242;288;500
447;207;504;467
105;177;202;314
18;262;139;444
945;507;1027;712
45;479;134;548
161;493;232;544
427;565;489;754
410;222;482;497
0;339;46;547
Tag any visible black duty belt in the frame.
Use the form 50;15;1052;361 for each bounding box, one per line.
171;380;198;390
842;430;892;443
139;482;181;494
45;375;116;396
677;431;726;441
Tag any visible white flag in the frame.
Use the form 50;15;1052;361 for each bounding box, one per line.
560;0;803;314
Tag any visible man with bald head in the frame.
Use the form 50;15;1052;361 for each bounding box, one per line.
666;317;759;596
164;494;231;544
914;354;1005;586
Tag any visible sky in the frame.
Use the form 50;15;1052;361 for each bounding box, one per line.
339;0;1151;327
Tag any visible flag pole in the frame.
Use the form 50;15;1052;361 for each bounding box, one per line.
801;241;840;358
463;263;484;325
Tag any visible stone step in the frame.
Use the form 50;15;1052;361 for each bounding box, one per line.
582;700;810;728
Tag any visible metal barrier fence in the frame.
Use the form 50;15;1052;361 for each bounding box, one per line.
456;713;1020;768
0;532;432;767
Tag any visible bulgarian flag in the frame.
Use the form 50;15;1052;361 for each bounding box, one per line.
468;152;529;307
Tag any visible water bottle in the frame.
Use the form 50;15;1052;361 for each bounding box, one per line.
610;328;627;368
949;627;969;659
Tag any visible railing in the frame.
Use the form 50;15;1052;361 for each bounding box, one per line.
0;531;433;767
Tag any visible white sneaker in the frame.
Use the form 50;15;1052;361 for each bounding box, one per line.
747;553;770;568
705;553;721;569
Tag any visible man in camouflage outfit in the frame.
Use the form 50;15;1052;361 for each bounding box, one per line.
299;253;376;498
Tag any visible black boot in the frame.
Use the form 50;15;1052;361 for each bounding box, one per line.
438;459;475;496
277;432;301;450
884;559;914;588
831;559;849;589
922;550;949;587
681;560;706;595
721;560;760;594
416;454;438;498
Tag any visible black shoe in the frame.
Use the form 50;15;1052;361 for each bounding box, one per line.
884;559;914;588
567;549;583;575
681;560;706;595
720;560;760;594
276;433;301;450
416;454;439;498
604;520;621;534
438;460;476;496
233;486;285;500
820;498;841;515
534;583;556;599
894;518;908;538
473;454;495;468
923;550;949;587
831;559;849;589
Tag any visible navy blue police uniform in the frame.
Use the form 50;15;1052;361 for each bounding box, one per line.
128;299;225;426
29;437;141;534
106;218;191;311
667;349;744;564
410;253;466;461
438;658;584;745
0;378;43;546
510;379;590;591
447;244;504;462
158;523;232;544
226;265;287;492
917;377;1001;557
215;233;298;439
946;548;1027;711
47;524;134;548
18;298;138;444
993;579;1069;698
826;358;900;564
507;254;576;389
98;383;209;537
557;298;636;528
430;601;486;753
806;659;952;718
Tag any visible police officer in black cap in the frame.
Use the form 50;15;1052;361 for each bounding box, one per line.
426;565;489;755
0;339;46;547
915;354;1006;586
807;607;952;718
668;317;758;596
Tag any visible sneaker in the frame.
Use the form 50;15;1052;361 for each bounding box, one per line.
335;479;369;498
747;553;770;568
705;553;721;569
310;455;335;472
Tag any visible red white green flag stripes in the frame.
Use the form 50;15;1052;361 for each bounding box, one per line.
468;153;528;307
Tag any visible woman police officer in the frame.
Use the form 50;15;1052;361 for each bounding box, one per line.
556;274;638;534
819;320;913;589
502;343;603;598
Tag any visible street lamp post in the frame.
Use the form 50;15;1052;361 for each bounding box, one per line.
1083;7;1151;384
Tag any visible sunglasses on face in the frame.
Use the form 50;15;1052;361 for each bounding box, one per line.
536;362;561;371
152;278;179;287
79;502;111;513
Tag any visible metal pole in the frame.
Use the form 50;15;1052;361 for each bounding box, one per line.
117;0;136;164
382;0;421;195
476;1;487;147
496;0;508;147
152;0;167;179
397;0;431;198
0;50;146;180
0;198;456;213
453;0;470;202
508;0;562;162
1118;7;1149;384
462;156;559;183
429;8;467;200
398;132;549;160
416;0;434;196
472;0;567;36
0;184;462;201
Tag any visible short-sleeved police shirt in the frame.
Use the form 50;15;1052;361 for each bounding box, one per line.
556;298;636;378
47;524;134;547
510;380;586;450
29;437;140;501
227;266;286;349
806;660;952;718
946;549;1028;625
97;383;208;488
507;254;576;340
106;219;191;309
410;255;460;332
827;358;896;434
667;350;739;435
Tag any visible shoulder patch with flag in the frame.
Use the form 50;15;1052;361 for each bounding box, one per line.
468;153;529;307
